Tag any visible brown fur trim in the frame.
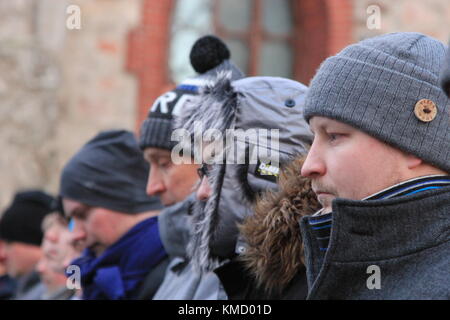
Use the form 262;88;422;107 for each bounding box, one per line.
238;155;320;294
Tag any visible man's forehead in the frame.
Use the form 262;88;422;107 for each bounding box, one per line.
143;147;171;160
310;116;356;131
62;198;89;216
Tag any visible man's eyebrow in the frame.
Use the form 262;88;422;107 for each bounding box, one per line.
314;121;343;133
310;122;325;134
143;152;153;162
68;205;90;218
145;153;170;162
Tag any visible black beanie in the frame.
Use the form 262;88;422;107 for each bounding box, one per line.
139;34;244;151
0;190;54;246
60;130;163;214
440;44;450;97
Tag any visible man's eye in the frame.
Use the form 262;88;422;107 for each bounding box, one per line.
158;160;171;168
328;133;343;142
73;212;86;220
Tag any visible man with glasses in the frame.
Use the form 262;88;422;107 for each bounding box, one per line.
178;75;313;299
196;163;213;201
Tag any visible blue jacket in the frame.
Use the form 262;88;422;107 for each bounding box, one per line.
73;216;167;300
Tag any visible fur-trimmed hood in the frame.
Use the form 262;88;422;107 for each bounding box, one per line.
239;156;320;294
176;74;313;273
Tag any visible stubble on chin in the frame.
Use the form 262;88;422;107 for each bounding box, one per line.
318;197;334;214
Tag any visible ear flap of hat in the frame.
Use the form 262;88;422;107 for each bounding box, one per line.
175;71;238;136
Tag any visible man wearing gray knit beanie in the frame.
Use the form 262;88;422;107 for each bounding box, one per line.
299;32;450;300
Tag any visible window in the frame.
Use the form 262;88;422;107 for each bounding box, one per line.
169;0;295;83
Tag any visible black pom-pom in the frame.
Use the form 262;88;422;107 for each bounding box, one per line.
190;35;231;74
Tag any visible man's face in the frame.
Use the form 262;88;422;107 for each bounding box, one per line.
143;148;199;206
36;225;68;291
60;226;83;270
37;223;80;275
301;117;409;212
0;241;41;277
62;199;124;256
196;163;213;201
0;240;6;274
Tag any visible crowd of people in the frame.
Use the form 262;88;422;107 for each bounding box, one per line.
0;32;449;300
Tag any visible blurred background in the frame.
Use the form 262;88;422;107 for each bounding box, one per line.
1;0;450;211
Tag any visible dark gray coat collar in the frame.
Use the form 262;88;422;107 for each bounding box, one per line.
300;186;450;297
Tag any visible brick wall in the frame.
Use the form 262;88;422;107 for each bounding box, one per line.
293;0;353;85
353;0;450;43
127;0;174;132
0;0;142;211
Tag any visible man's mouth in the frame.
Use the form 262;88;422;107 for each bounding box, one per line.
313;190;336;203
88;243;100;251
314;190;333;196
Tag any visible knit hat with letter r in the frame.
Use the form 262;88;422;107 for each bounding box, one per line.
139;35;244;151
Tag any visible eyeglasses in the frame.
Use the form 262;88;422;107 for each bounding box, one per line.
197;163;212;179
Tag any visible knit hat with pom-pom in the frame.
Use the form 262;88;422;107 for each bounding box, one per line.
140;35;244;151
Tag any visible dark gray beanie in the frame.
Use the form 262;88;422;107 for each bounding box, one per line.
139;35;244;151
60;130;163;214
304;32;450;173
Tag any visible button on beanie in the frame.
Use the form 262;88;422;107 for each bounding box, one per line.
304;32;450;173
60;130;163;214
139;35;244;151
0;190;54;246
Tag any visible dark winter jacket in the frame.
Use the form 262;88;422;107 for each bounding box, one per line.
13;271;45;300
0;274;16;300
300;185;450;300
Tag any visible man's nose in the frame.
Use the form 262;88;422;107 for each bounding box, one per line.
196;177;212;201
70;219;87;244
0;244;6;262
36;259;46;274
146;169;166;196
301;143;326;178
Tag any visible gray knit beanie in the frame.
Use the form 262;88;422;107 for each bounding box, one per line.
139;35;244;151
304;32;450;173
